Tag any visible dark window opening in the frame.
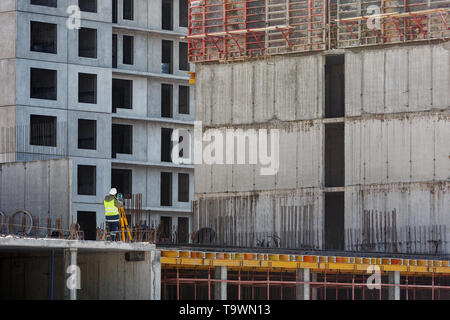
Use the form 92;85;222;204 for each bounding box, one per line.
325;123;344;188
161;84;173;118
78;73;97;104
179;42;189;71
30;68;57;100
77;165;96;195
161;128;173;162
162;0;173;30
30;21;57;54
123;0;134;20
159;216;172;242
77;211;97;240
112;34;118;68
112;79;133;113
324;192;344;250
78;119;97;150
179;85;189;114
31;0;57;7
30;115;57;147
160;173;172;206
111;169;132;197
177;217;189;244
325;55;345;118
162;40;173;74
112;0;118;23
79;27;97;58
79;0;97;13
178;173;189;202
112;124;133;157
179;0;188;28
123;35;134;65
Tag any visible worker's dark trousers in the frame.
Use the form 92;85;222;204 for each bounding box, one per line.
106;215;120;240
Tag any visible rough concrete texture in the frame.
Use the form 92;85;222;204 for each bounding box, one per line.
0;159;72;232
194;42;449;255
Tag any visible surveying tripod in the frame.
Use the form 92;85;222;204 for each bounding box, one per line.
101;206;133;242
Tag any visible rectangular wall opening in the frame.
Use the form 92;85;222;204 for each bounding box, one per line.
178;173;189;202
179;85;190;115
325;123;344;188
112;79;133;113
325;55;345;118
161;128;173;162
78;27;97;58
30;115;57;147
123;35;134;65
78;119;97;150
78;73;97;104
162;40;173;74
77;165;96;195
112;0;118;23
161;172;173;207
112;124;133;158
79;0;97;13
112;34;118;68
161;84;173;118
31;0;57;7
324;192;344;251
179;42;189;71
30;21;57;54
30;68;57;100
123;0;134;20
77;211;97;240
160;216;172;242
177;217;189;243
162;0;173;30
111;169;132;197
179;0;188;28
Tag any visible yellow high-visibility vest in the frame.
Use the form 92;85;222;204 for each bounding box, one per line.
104;198;119;216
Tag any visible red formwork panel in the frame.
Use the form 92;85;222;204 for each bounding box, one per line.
336;0;450;48
187;0;327;63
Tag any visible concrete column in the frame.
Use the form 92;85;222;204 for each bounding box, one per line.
151;251;161;300
296;268;310;300
214;266;227;300
388;271;400;300
64;248;78;300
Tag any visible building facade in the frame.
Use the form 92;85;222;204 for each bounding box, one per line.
0;0;194;242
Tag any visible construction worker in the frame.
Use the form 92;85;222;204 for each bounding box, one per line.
103;188;122;241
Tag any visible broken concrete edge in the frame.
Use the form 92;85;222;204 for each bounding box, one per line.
0;235;155;252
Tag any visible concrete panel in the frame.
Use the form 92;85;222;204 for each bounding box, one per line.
0;59;16;107
211;64;232;126
345;51;362;117
345;182;449;254
195;189;323;249
432;44;450;109
297;121;322;188
0;159;72;230
297;55;322;120
232;63;253;124
16;12;68;64
0;12;16;59
362;50;385;114
410;116;434;181
274;58;298;121
408;45;432;111
385;48;408;113
253;61;275;123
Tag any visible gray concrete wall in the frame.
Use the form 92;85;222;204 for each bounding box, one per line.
194;42;449;254
0;158;72;232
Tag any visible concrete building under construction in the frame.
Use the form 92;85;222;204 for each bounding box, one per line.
157;0;450;300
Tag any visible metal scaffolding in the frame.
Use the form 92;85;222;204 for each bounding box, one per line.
186;0;450;62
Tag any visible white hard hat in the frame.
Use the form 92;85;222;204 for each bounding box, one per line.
109;188;117;196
